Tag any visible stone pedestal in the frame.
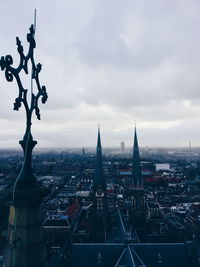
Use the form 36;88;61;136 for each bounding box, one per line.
3;201;47;267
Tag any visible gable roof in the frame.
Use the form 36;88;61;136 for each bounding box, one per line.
68;242;196;267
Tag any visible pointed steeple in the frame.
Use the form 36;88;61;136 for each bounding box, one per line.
95;126;104;189
92;126;107;242
132;127;142;187
97;125;101;148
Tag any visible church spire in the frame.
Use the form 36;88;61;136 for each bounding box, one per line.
132;127;142;187
92;127;107;242
95;126;104;189
97;125;101;148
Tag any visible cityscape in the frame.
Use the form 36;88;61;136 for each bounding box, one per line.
1;1;200;267
1;133;200;266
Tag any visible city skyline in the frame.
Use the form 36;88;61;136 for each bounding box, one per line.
1;0;200;148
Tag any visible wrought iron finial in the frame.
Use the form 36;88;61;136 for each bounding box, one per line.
0;16;48;202
0;17;48;149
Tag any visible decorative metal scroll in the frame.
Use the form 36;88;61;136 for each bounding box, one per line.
0;24;48;148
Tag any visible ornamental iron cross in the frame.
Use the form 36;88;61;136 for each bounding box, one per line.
0;17;48;149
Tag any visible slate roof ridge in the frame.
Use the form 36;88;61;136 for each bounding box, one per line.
130;246;146;266
72;243;125;246
114;248;126;267
128;245;137;267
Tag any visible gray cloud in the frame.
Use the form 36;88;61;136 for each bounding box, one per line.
1;0;200;148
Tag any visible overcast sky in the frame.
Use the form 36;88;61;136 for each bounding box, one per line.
1;0;200;149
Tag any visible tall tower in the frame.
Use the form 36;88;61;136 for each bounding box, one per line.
132;127;143;189
95;127;105;191
92;127;107;242
129;127;146;227
1;20;48;267
121;141;125;154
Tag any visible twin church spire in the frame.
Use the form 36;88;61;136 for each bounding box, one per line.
94;125;143;189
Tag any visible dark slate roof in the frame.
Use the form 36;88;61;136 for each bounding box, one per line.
131;243;194;267
69;244;124;267
68;242;197;267
106;207;126;243
65;198;80;217
43;215;70;227
131;247;146;266
115;247;136;267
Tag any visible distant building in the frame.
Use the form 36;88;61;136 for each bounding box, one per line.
44;214;70;255
156;163;170;172
121;141;125;154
